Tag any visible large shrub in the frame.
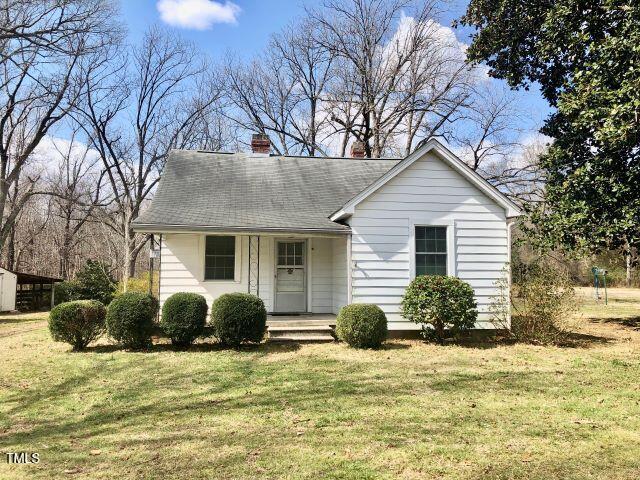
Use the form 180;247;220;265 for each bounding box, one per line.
509;261;576;345
75;260;117;305
48;300;106;351
336;303;387;349
401;275;477;344
210;293;266;347
106;292;158;349
53;281;81;305
160;293;208;346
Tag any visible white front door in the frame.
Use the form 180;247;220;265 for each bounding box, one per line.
274;240;306;312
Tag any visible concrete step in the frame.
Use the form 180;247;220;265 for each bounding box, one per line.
268;333;335;343
267;324;335;342
268;325;333;333
267;320;336;327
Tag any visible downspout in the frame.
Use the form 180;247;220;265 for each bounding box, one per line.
506;218;515;329
347;233;353;304
158;234;162;321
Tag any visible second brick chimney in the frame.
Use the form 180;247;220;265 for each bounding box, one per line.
350;141;366;158
251;134;271;154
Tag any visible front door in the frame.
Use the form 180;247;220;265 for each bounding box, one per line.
274;241;306;313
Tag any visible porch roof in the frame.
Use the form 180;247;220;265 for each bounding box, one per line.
133;150;399;234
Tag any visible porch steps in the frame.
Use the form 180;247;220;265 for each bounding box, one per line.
267;325;335;343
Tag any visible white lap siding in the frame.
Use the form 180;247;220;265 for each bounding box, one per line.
349;151;509;330
310;237;334;313
159;234;249;310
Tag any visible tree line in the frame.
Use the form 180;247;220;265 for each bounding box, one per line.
1;0;548;286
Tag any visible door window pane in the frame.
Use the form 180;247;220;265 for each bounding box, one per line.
278;242;304;266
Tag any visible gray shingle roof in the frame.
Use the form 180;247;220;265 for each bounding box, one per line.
133;150;400;234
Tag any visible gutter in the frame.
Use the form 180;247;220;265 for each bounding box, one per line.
131;223;352;236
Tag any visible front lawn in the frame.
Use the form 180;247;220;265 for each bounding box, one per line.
1;290;639;479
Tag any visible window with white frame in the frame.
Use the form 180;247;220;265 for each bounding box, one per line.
415;226;447;276
205;236;235;280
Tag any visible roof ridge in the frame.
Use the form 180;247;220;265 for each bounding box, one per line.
174;149;400;161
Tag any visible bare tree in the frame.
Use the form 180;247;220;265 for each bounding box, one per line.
0;0;118;267
47;129;106;278
75;27;227;287
5;174;52;271
450;85;523;172
310;0;474;157
224;18;335;155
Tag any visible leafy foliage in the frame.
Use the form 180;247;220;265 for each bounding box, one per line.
336;304;387;349
210;293;266;348
160;293;208;346
74;260;117;305
53;281;81;306
461;1;640;261
48;300;106;351
106;292;158;349
401;276;477;344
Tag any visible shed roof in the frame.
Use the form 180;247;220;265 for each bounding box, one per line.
15;272;61;284
133;151;400;234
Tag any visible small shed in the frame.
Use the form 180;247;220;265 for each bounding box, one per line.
0;267;17;311
15;272;61;311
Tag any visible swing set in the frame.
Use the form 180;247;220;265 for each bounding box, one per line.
592;267;608;305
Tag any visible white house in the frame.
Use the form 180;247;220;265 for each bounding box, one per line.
132;136;521;335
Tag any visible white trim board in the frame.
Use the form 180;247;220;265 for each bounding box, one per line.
330;138;522;221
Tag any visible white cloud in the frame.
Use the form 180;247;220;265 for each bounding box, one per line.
31;135;101;178
157;0;241;30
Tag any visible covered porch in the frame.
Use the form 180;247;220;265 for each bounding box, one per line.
157;230;352;317
245;233;350;315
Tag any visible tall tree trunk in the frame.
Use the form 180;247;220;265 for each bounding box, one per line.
122;211;132;292
128;241;137;280
624;238;634;288
6;225;15;270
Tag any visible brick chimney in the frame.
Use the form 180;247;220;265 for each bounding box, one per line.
350;141;366;158
251;134;271;154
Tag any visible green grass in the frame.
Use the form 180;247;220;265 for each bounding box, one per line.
1;292;640;479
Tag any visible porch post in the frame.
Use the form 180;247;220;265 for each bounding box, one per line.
347;233;353;304
248;235;260;296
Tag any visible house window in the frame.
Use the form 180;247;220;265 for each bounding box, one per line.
415;226;447;276
205;236;235;280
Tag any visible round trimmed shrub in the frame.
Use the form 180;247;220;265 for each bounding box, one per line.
106;292;158;349
401;275;477;344
210;293;266;347
48;300;106;351
160;292;208;346
336;303;387;349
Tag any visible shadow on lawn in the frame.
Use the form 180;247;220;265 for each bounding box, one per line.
1;358;561;454
560;331;614;347
0;317;45;325
83;341;302;355
599;316;640;330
